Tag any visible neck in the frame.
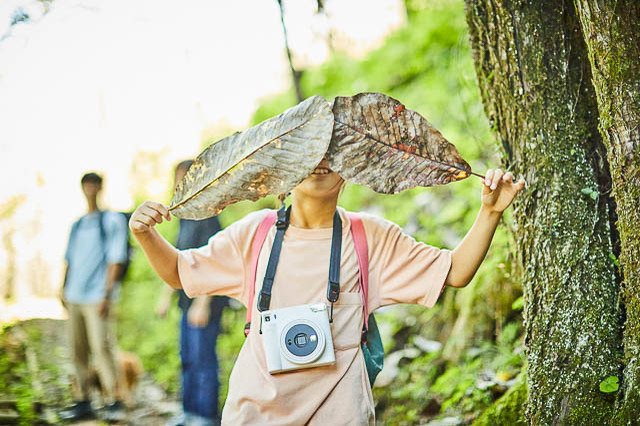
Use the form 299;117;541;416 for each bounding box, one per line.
87;198;99;213
289;193;338;229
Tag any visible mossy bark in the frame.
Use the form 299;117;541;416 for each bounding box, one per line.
573;1;640;422
464;0;622;423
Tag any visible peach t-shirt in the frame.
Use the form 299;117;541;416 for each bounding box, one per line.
178;207;452;425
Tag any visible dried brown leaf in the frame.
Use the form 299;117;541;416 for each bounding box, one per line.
326;92;472;193
170;95;333;219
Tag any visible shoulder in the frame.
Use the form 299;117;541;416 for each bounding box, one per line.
221;209;273;238
351;210;403;236
103;210;127;228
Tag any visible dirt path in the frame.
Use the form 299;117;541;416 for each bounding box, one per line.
1;318;182;425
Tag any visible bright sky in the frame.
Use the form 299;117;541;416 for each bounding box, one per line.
0;0;404;302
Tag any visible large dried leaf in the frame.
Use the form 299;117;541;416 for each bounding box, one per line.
170;95;333;219
326;92;473;194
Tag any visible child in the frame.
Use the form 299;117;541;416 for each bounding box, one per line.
130;160;525;425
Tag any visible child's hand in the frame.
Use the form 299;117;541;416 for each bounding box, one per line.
187;297;211;327
129;201;171;234
156;298;171;318
481;169;526;213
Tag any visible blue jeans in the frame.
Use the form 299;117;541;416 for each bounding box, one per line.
180;312;221;421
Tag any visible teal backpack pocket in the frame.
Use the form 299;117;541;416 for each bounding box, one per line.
362;314;384;387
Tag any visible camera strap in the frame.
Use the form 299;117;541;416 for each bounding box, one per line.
257;205;290;312
257;205;343;323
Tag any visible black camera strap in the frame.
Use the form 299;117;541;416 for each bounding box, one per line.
257;205;343;323
258;205;290;312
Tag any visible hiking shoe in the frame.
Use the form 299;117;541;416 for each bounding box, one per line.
101;400;126;423
58;400;95;421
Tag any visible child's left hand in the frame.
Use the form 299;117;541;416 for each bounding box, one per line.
481;169;526;213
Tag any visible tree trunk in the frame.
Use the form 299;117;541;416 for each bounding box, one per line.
277;0;304;103
573;1;640;421
464;0;622;423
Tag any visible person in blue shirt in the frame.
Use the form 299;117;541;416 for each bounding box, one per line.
59;172;128;422
157;160;227;426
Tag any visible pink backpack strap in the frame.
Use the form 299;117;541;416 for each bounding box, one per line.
245;211;277;337
347;213;370;332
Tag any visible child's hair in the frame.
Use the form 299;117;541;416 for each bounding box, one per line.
175;159;194;174
81;172;103;185
338;180;347;198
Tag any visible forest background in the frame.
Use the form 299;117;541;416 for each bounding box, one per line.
1;0;523;424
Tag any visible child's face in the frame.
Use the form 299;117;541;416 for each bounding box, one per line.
293;159;344;200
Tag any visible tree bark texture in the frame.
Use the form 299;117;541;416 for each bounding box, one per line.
465;0;623;423
573;1;640;421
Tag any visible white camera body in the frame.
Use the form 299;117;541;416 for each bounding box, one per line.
260;302;336;374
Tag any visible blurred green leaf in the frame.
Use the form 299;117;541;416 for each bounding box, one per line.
511;296;525;311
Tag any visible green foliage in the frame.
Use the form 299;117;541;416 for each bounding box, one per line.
511;296;524;310
0;321;71;425
599;376;619;393
581;187;599;200
473;371;527;425
0;334;37;425
608;253;620;267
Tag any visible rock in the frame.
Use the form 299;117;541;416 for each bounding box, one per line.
422;416;463;425
413;336;442;353
0;408;19;424
374;347;421;387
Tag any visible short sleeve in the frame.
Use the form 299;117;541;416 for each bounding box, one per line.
362;213;452;310
105;212;128;264
177;210;269;305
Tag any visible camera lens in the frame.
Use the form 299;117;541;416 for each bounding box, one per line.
281;321;324;363
294;333;308;347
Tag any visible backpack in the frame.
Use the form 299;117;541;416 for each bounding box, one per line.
107;211;133;282
244;210;385;387
69;210;133;282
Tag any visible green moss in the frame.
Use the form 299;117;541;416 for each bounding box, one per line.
473;372;527;426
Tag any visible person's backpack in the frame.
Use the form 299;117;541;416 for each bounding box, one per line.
69;210;132;282
244;210;385;387
98;210;133;282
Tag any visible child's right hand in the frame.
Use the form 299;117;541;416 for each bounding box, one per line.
129;201;171;235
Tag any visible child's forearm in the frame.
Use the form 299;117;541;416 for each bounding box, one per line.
445;205;502;287
134;228;182;289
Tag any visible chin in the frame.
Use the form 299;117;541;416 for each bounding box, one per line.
295;174;343;199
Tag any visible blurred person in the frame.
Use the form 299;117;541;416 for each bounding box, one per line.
129;159;525;424
156;160;227;426
59;172;128;423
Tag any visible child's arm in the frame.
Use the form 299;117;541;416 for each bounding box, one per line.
129;201;182;289
445;169;525;288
